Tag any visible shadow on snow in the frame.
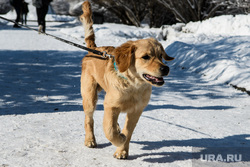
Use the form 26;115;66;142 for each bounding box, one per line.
130;134;250;163
0;50;85;115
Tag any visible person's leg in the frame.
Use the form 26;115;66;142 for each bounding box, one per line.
36;7;42;25
24;14;27;25
36;7;44;32
15;7;21;23
41;5;49;32
13;5;21;27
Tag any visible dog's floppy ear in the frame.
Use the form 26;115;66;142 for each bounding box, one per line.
163;52;174;61
114;41;135;72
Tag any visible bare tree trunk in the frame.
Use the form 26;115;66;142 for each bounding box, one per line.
120;4;141;27
197;0;204;20
204;2;224;19
155;0;188;23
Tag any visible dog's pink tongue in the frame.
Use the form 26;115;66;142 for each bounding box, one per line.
146;74;163;82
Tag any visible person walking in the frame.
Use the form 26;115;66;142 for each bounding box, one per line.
32;0;52;33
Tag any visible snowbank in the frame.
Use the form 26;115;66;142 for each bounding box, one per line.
165;36;250;90
162;14;250;91
162;14;250;41
183;14;250;36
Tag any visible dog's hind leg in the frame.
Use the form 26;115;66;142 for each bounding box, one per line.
81;75;99;148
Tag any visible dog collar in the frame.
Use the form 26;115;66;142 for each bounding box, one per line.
114;61;127;80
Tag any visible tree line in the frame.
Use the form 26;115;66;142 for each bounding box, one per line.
1;0;249;27
91;0;249;27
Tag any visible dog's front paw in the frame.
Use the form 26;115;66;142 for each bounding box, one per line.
85;140;97;148
113;150;128;159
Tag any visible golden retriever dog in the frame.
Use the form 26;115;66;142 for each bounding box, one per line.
80;1;174;159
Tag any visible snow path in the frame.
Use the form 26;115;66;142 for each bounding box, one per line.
0;21;250;167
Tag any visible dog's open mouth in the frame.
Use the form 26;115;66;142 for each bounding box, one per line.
143;74;164;86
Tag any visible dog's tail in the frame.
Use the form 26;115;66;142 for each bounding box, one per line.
80;1;96;48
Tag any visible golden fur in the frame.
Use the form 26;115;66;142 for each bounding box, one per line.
80;1;174;159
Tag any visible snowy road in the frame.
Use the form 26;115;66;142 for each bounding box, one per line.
0;20;250;167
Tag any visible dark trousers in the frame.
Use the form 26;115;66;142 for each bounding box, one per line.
36;5;49;32
14;5;21;24
22;14;28;25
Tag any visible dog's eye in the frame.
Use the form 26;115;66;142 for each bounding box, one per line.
142;55;150;60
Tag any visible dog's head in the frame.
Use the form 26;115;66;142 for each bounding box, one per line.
114;38;174;86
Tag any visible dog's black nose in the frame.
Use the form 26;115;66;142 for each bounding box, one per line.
160;66;170;76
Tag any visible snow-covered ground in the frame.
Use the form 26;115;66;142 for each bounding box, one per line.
0;4;250;167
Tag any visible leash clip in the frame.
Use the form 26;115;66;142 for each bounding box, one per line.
102;51;114;59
